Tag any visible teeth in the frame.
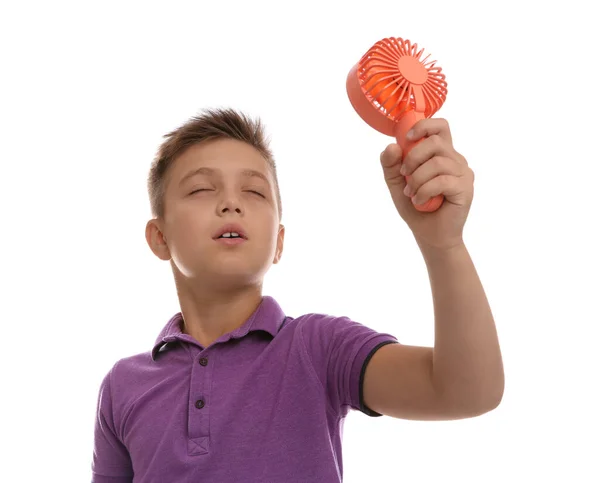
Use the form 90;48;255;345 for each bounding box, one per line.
221;232;241;238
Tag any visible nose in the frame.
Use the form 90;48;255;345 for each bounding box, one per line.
221;206;242;214
217;192;243;215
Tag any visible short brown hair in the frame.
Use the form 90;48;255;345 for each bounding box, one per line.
147;107;282;221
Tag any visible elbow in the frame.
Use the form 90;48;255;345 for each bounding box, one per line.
457;388;504;419
433;365;505;419
489;376;505;410
478;388;503;415
475;362;505;414
472;375;505;416
442;377;505;419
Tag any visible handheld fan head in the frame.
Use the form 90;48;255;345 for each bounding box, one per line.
347;37;448;212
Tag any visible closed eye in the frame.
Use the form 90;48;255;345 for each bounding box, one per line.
189;189;265;198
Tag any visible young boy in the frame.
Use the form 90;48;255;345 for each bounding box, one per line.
91;108;504;482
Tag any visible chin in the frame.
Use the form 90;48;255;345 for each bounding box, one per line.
205;262;269;281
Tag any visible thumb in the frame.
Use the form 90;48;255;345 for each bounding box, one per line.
380;144;417;215
380;143;406;188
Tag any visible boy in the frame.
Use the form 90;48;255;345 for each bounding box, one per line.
91;108;504;482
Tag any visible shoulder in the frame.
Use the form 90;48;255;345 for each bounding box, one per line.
289;311;398;370
96;350;154;405
292;311;397;345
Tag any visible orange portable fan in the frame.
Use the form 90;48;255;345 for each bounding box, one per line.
347;37;448;212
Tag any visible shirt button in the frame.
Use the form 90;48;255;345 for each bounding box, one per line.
195;399;205;409
199;357;208;366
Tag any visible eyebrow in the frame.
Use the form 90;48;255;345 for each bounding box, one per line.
178;167;270;187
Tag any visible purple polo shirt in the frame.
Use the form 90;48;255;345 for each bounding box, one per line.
92;296;398;482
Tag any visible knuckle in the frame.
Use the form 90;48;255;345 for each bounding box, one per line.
409;177;420;192
414;183;429;202
432;155;445;169
406;175;419;191
431;134;444;148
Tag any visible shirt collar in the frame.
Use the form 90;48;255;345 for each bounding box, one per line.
151;295;287;361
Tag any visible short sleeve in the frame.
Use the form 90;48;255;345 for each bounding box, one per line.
91;366;134;482
301;315;399;417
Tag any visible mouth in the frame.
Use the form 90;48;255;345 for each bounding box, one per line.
215;237;247;246
213;224;248;241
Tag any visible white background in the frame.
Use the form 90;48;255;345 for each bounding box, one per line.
1;0;599;481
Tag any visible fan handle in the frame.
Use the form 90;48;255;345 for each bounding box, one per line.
395;109;444;212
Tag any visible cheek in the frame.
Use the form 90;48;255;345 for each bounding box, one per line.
171;211;208;240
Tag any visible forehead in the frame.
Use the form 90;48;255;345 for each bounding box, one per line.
167;139;272;189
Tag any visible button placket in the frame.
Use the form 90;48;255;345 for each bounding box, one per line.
194;357;208;410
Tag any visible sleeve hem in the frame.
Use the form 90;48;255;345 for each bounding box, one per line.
358;340;399;417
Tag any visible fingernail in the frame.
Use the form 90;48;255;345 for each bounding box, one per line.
406;130;414;140
404;185;411;196
400;164;407;175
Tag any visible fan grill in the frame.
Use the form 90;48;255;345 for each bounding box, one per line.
356;37;447;120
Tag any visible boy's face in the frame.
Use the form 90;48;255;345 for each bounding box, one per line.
146;138;284;286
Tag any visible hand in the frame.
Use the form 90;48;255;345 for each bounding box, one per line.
379;118;474;251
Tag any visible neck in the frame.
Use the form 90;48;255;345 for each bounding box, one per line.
173;271;264;348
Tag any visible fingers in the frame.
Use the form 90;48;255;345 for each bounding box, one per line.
410;175;455;206
401;133;455;177
411;173;472;206
403;155;460;195
409;164;474;206
406;117;453;144
392;117;472;207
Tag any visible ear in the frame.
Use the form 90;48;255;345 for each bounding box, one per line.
145;219;171;261
272;224;285;264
